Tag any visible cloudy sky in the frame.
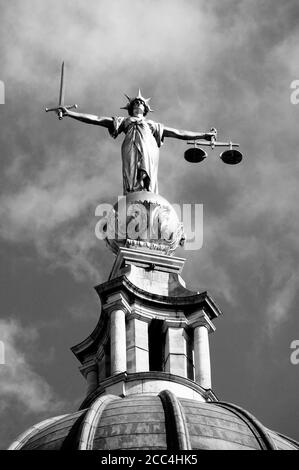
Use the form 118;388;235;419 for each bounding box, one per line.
0;0;299;449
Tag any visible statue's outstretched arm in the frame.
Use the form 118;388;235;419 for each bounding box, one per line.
163;126;215;141
59;107;113;128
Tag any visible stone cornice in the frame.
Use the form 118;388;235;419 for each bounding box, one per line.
78;371;217;410
96;274;222;319
162;319;187;332
187;310;216;333
71;313;107;362
109;247;186;279
126;311;152;323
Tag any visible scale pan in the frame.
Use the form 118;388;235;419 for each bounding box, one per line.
184;147;207;163
220;149;243;165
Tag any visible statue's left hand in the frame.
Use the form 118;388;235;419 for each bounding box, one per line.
205;128;217;141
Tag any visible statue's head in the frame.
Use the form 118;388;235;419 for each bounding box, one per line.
128;98;147;117
121;89;153;117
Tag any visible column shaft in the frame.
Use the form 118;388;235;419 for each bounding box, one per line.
194;325;211;389
110;309;126;375
86;368;98;395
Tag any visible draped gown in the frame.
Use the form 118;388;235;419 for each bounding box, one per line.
109;116;164;195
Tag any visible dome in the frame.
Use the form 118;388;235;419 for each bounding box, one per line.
9;391;299;451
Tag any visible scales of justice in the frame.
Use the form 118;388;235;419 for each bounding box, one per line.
46;62;244;256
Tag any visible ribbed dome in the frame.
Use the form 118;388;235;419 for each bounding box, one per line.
9;392;299;451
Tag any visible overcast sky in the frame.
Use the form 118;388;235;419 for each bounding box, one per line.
0;0;299;449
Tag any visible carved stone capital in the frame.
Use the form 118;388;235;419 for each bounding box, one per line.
188;309;216;333
102;292;132;317
79;359;98;378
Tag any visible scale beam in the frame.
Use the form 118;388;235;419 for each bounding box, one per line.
185;131;243;165
187;140;240;148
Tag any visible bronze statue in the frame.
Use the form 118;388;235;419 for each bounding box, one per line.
57;90;215;195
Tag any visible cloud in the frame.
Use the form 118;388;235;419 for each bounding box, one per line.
0;140;116;280
265;272;299;334
0;318;64;414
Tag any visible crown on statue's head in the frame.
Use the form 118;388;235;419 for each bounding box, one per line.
120;89;154;115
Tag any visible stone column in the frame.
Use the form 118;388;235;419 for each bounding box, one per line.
97;348;106;382
126;317;149;373
80;362;98;396
86;366;98;395
110;309;126;375
164;327;187;377
194;325;211;389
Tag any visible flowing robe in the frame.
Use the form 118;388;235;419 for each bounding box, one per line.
109;116;164;195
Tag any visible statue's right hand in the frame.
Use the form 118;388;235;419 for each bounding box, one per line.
57;106;69;117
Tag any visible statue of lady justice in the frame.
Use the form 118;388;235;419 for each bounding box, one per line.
59;90;216;195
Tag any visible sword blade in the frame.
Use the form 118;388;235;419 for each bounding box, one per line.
58;61;65;107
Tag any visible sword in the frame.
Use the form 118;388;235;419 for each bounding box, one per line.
45;61;78;120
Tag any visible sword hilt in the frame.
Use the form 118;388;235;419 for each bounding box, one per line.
45;104;78;120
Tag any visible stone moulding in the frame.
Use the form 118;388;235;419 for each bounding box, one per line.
78;370;218;410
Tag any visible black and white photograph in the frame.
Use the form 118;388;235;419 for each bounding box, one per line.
0;0;298;456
